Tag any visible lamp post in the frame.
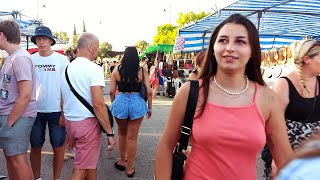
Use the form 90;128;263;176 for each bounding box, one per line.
36;0;46;21
163;3;172;24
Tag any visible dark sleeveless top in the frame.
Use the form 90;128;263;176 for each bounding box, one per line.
117;65;142;92
282;76;320;123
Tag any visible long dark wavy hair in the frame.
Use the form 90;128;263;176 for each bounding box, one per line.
197;13;265;117
119;46;140;89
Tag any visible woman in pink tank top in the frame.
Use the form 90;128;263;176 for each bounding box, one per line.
155;14;293;180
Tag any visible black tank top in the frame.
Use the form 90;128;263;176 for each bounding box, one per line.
283;76;320;123
117;66;142;92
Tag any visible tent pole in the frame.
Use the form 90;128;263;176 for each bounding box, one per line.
26;36;29;51
201;30;207;50
257;12;262;32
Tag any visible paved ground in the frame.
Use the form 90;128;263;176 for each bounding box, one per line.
0;79;266;179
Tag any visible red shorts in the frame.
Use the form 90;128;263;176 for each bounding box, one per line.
65;117;102;169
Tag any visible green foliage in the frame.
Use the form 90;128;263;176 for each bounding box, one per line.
176;11;210;28
73;24;77;36
135;40;149;53
73;35;78;47
153;24;178;45
53;31;69;42
98;42;113;58
72;24;78;46
83;20;86;32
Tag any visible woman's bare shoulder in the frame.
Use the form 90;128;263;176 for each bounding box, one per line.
259;85;279;101
257;84;283;112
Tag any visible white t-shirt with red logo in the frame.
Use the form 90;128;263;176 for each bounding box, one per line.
32;51;69;112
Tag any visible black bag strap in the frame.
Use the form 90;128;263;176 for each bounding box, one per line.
141;67;145;85
177;80;199;151
65;66;96;116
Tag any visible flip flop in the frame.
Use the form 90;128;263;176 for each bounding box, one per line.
114;161;125;171
127;168;135;178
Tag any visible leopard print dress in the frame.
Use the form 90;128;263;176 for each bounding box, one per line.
286;120;320;149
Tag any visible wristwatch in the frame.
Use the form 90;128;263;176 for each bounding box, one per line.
106;130;115;137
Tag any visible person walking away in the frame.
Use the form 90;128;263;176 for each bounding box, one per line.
158;59;166;96
0;19;37;180
172;66;182;93
155;13;293;180
149;61;159;98
29;26;70;180
60;32;115;180
110;46;152;177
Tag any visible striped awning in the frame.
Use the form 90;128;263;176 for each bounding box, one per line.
178;0;320;53
0;11;41;36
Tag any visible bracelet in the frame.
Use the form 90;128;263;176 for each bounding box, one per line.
106;130;114;137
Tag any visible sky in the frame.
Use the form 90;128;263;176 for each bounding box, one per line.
1;0;237;51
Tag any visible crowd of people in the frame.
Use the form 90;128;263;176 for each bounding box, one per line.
0;12;320;180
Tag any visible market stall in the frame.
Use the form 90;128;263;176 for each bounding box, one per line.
0;10;67;54
175;0;320;53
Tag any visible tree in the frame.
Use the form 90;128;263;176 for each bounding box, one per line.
176;11;210;28
98;42;112;58
53;31;69;43
73;24;78;46
135;40;149;53
83;19;86;32
153;24;178;45
73;24;77;36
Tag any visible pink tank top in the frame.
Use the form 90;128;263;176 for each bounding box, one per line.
184;83;266;180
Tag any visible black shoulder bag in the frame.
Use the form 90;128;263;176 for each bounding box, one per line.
171;80;199;180
65;66;114;133
140;68;147;101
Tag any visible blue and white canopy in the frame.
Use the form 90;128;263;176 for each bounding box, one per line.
178;0;320;53
0;11;41;36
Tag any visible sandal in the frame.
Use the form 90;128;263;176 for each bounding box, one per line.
127;168;135;178
114;160;125;171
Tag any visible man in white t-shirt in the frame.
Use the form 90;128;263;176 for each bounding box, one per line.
60;32;115;179
29;26;69;180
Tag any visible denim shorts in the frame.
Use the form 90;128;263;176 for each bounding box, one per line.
0;115;35;156
111;92;149;120
159;76;164;85
30;112;65;148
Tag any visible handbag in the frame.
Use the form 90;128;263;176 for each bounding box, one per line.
171;80;199;180
140;68;147;101
65;66;114;133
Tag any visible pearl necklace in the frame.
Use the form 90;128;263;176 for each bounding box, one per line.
213;75;249;95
